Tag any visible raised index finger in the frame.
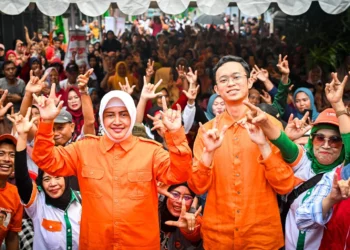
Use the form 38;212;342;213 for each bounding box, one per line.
84;68;94;78
161;96;168;112
301;111;309;124
243;100;258;112
40;73;49;83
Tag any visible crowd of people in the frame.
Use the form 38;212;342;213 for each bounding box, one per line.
0;13;350;250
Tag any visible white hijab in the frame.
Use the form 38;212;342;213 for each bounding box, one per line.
99;91;136;143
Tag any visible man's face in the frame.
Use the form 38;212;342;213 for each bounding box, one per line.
42;37;49;45
53;123;75;146
0;143;15;179
4;63;17;80
215;61;252;104
66;71;78;84
0;48;4;57
54;41;61;49
0;213;5;225
58;34;64;42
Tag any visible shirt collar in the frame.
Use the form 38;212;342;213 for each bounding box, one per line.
101;134;137;153
220;108;249;129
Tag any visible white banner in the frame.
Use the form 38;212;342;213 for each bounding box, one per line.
63;30;88;68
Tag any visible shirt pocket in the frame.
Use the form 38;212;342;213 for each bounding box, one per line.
41;219;63;250
127;171;153;200
81;167;105;198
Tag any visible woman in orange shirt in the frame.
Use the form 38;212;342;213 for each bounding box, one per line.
30;77;193;249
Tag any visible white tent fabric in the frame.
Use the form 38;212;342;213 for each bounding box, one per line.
0;0;349;16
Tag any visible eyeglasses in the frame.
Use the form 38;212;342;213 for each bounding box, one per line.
312;133;343;148
218;74;247;85
170;191;193;202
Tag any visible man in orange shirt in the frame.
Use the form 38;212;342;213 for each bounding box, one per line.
31;82;192;249
188;55;296;249
0;134;23;250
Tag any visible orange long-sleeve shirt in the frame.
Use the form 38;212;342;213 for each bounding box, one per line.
188;111;296;249
32;122;192;250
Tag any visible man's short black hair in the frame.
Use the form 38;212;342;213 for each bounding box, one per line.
212;55;250;82
0;210;7;218
2;60;15;71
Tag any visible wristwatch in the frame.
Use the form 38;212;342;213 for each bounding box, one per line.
336;107;350;118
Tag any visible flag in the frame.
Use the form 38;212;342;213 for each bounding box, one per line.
55;16;66;44
103;9;110;17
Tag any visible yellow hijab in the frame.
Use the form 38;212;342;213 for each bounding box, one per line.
108;61;136;90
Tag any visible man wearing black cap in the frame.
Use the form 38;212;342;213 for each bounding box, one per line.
0;134;23;250
59;62;79;90
53;108;77;146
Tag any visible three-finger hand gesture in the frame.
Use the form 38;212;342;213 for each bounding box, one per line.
7;108;38;135
33;83;64;122
0;90;13;119
165;199;202;231
200;118;228;153
253;65;269;82
185;67;197;85
182;81;200;101
276;54;290;75
146;59;155;77
325;72;348;105
119;77;136;95
243;100;268;126
160;97;182;132
176;65;186;79
285;112;312;141
77;68;94;91
146;112;166;138
26;70;48;94
141;76;163;100
260;90;272;104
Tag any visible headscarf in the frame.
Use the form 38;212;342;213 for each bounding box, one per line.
99;90;136;143
109;61;135;90
175;57;189;68
306;66;322;84
35;169;72;211
159;183;196;233
293;87;319;121
205;93;219;121
5;50;17;62
65;87;84;136
154;67;171;91
305;124;345;174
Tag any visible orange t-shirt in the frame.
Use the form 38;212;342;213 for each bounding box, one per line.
0;182;23;245
188;110;296;249
32;122;193;249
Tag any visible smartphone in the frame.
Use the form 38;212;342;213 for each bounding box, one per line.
303;109;313;124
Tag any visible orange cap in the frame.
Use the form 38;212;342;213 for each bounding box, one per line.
313;108;339;127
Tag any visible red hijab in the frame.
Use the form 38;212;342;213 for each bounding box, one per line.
65;87;84;136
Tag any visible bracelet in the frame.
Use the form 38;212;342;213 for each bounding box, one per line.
79;87;89;95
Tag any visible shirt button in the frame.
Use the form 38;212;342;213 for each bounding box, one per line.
237;210;240;213
235;156;239;159
114;199;118;203
114;177;118;181
68;247;71;249
236;173;240;177
67;229;71;232
237;191;241;194
90;171;93;175
114;222;118;226
49;225;52;229
235;228;239;231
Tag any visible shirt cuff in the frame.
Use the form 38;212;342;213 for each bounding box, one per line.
195;160;213;176
38;120;54;134
257;149;282;170
164;127;187;146
313;198;333;226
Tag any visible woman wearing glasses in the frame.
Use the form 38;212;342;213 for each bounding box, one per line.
267;72;350;250
158;183;203;250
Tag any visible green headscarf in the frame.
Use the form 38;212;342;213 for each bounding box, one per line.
305;124;345;174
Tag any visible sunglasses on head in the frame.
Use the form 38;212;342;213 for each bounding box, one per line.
311;133;343;148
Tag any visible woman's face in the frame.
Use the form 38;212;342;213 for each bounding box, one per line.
212;96;225;116
78;64;87;75
31;107;40;126
67;90;82;111
156;90;169;107
195;64;205;77
310;68;322;84
313;129;343;165
103;106;131;140
88;45;94;54
166;186;193;217
295;92;311;113
8;54;16;63
42;173;66;199
89;58;97;68
118;64;127;77
49;70;59;84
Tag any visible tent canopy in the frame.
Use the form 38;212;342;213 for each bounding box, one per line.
1;0;349;17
